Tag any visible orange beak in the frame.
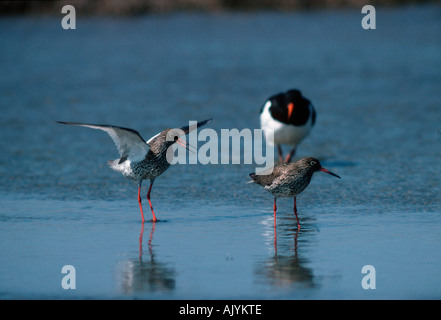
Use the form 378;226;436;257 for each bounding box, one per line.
287;103;294;119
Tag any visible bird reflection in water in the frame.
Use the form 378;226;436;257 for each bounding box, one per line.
255;215;315;289
118;222;175;294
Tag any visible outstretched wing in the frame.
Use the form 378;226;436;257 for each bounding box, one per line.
57;121;150;163
146;118;213;145
179;118;213;135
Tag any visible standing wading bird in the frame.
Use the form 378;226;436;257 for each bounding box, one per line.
260;89;316;163
57;119;212;222
248;157;340;230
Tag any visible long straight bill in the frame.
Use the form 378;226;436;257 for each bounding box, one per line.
320;167;341;179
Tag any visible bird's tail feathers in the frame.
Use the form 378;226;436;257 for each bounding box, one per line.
107;159;119;168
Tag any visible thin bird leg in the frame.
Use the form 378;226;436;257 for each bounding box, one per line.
139;221;145;260
284;146;296;163
277;145;284;164
137;185;145;223
294;197;300;229
273;197;277;228
273;197;277;252
147;181;158;222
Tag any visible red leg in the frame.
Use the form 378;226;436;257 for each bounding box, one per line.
138;186;145;223
277;145;284;164
139;221;145;260
273;197;278;254
147;181;158;222
273;197;277;228
294;197;300;229
274;223;278;256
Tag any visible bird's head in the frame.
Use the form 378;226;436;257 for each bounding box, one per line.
285;89;302;120
299;157;341;179
147;128;190;154
146;118;212;155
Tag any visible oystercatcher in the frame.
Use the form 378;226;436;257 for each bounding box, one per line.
57;119;212;222
249;157;340;229
260;89;316;163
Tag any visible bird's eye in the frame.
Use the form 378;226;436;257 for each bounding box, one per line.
174;136;178;141
310;161;317;166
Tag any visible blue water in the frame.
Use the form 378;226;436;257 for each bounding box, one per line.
1;4;441;299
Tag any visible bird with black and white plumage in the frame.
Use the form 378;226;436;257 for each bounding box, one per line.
260;89;316;163
57;119;212;223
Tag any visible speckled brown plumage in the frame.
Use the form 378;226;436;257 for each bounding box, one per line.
249;157;340;229
58;119;212;222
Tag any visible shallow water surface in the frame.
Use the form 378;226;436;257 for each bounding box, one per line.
0;5;441;299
